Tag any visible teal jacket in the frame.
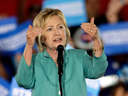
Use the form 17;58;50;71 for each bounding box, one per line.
15;49;108;96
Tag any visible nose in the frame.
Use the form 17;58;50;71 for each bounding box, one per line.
54;28;60;35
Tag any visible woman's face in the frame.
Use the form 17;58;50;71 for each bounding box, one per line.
42;15;66;50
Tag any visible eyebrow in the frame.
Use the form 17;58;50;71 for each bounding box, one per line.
57;23;63;26
46;23;64;28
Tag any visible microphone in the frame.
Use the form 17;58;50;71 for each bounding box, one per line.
57;45;64;75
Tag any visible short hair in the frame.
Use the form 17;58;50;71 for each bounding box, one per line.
33;8;70;52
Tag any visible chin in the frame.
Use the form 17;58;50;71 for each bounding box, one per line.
54;42;66;48
58;43;66;47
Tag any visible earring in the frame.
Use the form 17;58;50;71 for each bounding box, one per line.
41;41;43;43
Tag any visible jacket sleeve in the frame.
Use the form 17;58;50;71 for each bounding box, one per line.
15;54;36;89
83;50;108;79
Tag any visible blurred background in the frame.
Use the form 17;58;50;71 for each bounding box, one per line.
0;0;128;96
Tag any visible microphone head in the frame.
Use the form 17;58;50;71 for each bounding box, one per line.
57;45;64;75
57;45;64;51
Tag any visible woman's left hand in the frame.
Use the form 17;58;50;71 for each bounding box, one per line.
81;17;99;41
81;17;103;57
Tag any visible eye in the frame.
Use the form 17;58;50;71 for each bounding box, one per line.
47;28;52;31
59;26;63;29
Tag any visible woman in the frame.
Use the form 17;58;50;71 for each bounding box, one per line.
15;8;108;96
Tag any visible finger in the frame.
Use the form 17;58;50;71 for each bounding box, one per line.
81;25;94;31
81;25;97;34
27;27;43;35
81;27;91;34
81;25;92;30
81;23;96;28
27;28;42;37
27;29;42;35
29;25;33;30
81;23;92;26
90;17;94;24
33;32;42;38
27;30;42;39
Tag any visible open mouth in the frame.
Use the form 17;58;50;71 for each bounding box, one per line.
54;38;62;42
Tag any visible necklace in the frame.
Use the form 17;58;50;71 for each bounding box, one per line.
53;58;57;61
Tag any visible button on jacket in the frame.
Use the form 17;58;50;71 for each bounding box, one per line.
15;49;108;96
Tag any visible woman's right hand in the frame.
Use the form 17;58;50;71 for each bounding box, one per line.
26;25;43;48
24;25;43;66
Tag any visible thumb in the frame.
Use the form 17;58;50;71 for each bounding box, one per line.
90;17;94;24
29;25;32;29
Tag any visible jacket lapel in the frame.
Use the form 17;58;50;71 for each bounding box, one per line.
36;49;69;86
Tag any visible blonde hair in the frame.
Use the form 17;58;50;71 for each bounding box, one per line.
33;8;70;52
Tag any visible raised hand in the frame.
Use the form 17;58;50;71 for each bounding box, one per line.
23;25;43;66
26;25;43;48
80;17;99;41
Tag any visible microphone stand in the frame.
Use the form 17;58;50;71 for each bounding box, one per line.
57;45;64;96
58;58;63;96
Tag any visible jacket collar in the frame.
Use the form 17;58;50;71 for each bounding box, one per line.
42;49;69;63
43;49;50;58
